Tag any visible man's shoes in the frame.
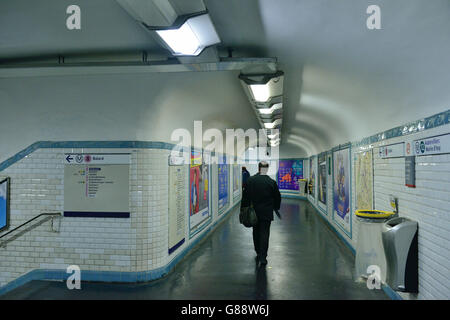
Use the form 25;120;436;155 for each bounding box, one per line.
258;258;268;267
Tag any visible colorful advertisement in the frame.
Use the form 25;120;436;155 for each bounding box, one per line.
189;151;210;237
309;157;316;198
333;148;351;235
233;164;240;198
218;156;229;214
0;178;9;232
318;154;327;205
355;150;374;210
277;159;303;191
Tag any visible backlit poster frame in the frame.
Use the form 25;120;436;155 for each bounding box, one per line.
308;156;317;200
218;155;229;215
232;163;240;199
318;153;327;213
189;150;211;238
332;146;352;238
0;177;10;232
355;149;374;211
277;159;304;192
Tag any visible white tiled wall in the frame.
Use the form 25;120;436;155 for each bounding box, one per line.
0;147;241;289
304;123;450;300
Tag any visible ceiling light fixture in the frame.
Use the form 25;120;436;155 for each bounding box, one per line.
258;103;283;115
239;72;284;147
239;72;284;103
263;119;283;129
150;13;220;56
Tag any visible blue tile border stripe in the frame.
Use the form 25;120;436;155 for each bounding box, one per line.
0;201;241;296
351;109;449;149
381;284;403;300
1;110;448;173
0;141;240;173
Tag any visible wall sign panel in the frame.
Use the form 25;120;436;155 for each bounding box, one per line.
64;154;130;218
413;133;450;156
168;163;187;254
379;142;404;158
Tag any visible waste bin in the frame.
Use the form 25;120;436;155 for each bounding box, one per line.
355;210;395;283
382;217;418;292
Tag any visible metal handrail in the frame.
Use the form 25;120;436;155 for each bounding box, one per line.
0;212;61;240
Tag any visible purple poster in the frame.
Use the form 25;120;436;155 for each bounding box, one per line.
278;160;303;191
333;148;351;235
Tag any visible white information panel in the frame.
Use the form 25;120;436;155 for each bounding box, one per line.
413;133;450;156
379;143;404;158
64;154;130;218
168;164;187;254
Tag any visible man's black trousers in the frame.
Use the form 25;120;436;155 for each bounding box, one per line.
252;220;272;259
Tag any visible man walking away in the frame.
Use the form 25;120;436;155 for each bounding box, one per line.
241;161;281;266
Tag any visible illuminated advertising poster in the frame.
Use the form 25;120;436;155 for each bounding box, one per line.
318;154;327;206
233;164;240;198
309;157;316;198
218;156;229;214
189;151;211;237
277;159;303;191
0;178;9;232
333;148;351;236
355;150;374;210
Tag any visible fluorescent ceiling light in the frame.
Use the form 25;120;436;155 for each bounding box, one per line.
156;14;220;56
258;103;282;114
264;119;282;129
240;72;284;103
157;23;200;55
250;84;270;103
269;139;280;147
269;138;281;144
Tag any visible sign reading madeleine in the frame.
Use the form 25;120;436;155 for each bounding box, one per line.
64;154;130;218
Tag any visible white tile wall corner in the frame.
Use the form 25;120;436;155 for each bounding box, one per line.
131;148;170;272
0;146;242;289
305;124;450;300
0;147;170;287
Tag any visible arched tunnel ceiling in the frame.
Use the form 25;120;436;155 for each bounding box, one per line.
209;0;450;156
1;0;450;160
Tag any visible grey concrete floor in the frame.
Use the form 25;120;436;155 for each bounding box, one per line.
1;199;388;300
